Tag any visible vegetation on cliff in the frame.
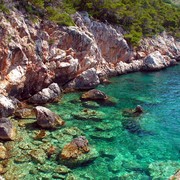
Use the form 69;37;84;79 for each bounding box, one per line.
0;0;180;45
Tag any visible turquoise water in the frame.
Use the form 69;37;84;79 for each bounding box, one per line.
2;65;180;180
48;65;180;179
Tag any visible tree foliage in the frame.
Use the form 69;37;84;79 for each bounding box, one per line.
2;0;180;45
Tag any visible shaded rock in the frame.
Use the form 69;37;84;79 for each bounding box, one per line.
0;118;16;140
143;51;167;71
0;95;16;117
122;118;142;135
60;136;98;167
14;108;34;119
67;68;100;90
72;109;106;121
28;83;61;104
29;149;47;164
169;169;180;180
35;106;64;128
81;89;107;101
0;143;7;160
14;154;31;163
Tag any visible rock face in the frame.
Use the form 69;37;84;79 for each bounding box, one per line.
0;9;179;99
60;136;98;167
28;83;61;104
0;118;16;140
34;106;64;128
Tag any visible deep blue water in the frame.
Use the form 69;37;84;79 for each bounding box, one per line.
48;65;180;179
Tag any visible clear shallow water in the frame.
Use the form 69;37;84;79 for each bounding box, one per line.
48;65;180;179
2;65;180;180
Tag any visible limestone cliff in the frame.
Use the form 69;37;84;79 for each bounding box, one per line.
0;10;179;101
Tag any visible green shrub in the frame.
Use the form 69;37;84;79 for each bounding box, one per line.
0;2;10;14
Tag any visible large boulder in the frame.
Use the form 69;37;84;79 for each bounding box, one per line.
60;136;98;167
143;51;167;71
67;68;100;90
34;106;64;128
0;95;16;117
81;89;108;101
0;118;16;140
28;83;61;104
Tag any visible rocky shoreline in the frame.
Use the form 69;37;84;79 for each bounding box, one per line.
0;7;180;179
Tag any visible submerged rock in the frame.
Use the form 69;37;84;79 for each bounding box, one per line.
0;118;16;140
81;89;108;101
29;149;47;164
0;143;7;160
35;106;64;128
169;169;180;180
72;109;106;121
149;161;180;180
28;83;61;104
60;136;98;167
67;68;100;90
82;101;100;109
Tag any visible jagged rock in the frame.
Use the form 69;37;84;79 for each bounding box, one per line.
14;108;34;119
72;109;106;121
60;136;98;167
0;143;7;160
0;95;16;117
143;51;168;71
61;136;90;159
28;83;61;104
81;89;107;101
0;118;16;140
67;68;100;90
34;106;64;128
169;169;180;180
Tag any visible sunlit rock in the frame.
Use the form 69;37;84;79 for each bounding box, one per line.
81;89;107;101
28;83;61;104
0;118;16;140
35;106;64;128
60;136;98;167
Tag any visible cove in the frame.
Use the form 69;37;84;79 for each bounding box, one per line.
49;65;180;179
3;65;180;179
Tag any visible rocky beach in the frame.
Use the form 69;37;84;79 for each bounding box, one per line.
0;1;180;179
